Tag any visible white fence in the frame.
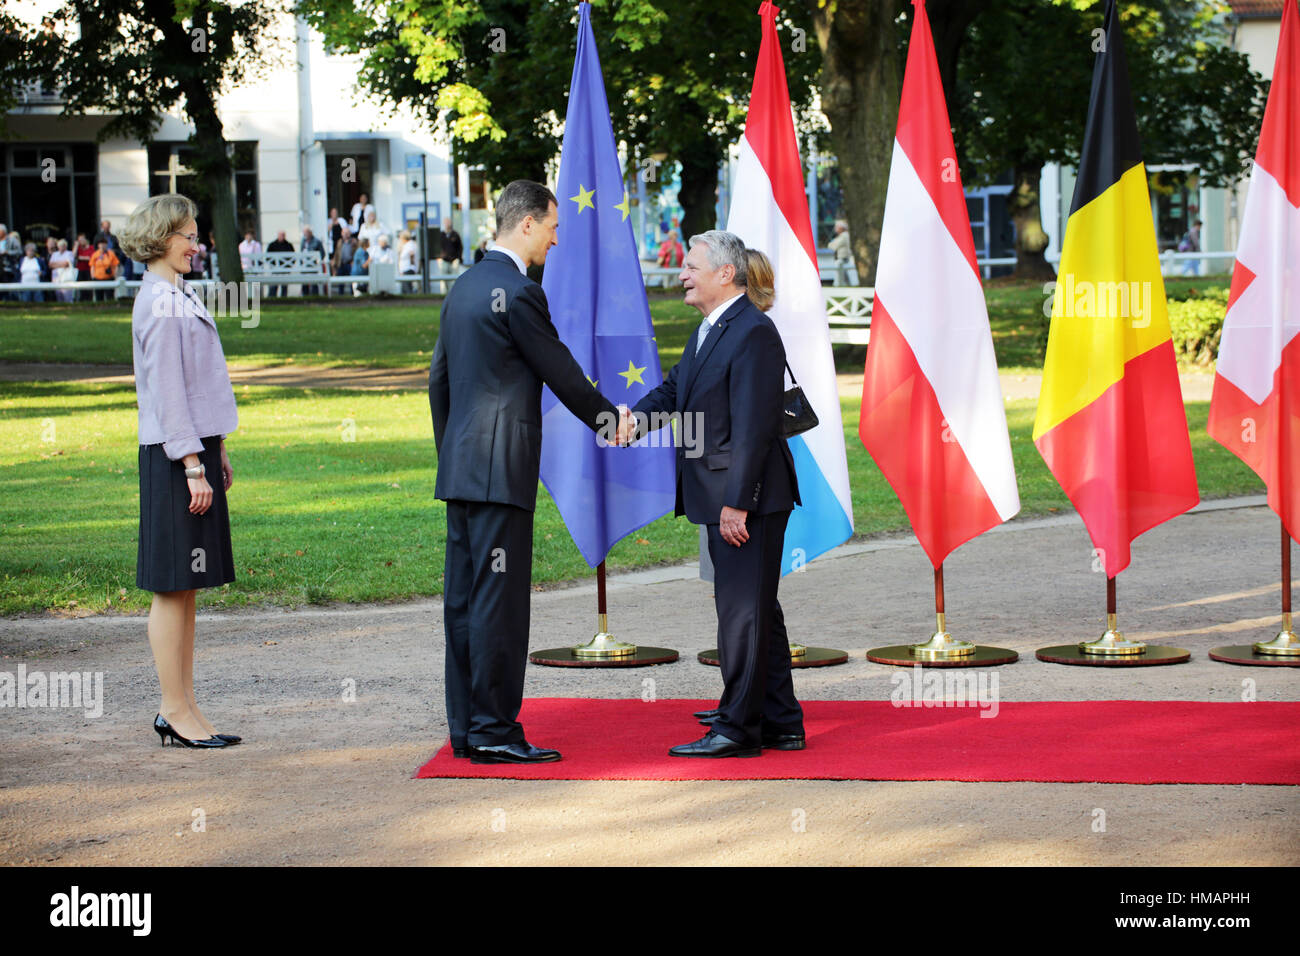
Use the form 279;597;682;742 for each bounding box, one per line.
1;250;1236;300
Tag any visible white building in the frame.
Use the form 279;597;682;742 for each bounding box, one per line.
3;7;489;265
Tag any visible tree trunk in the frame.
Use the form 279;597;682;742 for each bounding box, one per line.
807;0;902;287
926;0;991;103
677;150;720;243
156;5;243;285
1008;161;1054;280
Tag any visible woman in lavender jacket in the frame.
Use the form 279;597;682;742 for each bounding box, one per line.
122;194;240;749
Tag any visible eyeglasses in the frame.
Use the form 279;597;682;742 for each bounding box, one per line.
169;232;200;245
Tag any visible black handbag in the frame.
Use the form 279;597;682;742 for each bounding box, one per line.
781;360;819;438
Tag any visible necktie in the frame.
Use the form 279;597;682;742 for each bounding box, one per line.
695;317;711;356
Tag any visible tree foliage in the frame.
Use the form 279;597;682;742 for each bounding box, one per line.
299;0;822;238
12;1;289;282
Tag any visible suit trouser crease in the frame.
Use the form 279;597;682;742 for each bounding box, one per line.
707;510;803;745
443;500;534;747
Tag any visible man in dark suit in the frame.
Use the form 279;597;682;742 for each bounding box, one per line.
631;230;806;757
429;180;632;764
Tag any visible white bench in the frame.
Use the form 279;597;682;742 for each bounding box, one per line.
227;250;326;293
824;286;873;345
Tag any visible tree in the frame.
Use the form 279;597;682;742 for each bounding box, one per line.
806;0;903;286
18;1;285;283
952;0;1269;279
298;0;822;244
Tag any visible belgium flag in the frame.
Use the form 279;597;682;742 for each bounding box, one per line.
1033;0;1199;578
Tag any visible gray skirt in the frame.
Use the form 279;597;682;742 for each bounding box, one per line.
136;435;235;592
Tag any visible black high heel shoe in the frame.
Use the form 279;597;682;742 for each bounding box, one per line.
153;714;227;748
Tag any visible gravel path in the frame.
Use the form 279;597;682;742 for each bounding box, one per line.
1;497;1296;866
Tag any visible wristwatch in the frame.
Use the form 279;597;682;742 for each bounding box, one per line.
184;463;206;479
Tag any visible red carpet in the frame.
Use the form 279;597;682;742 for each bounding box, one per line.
414;699;1300;784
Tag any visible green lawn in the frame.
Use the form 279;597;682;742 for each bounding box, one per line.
0;382;1263;615
0;292;705;377
0;278;1232;378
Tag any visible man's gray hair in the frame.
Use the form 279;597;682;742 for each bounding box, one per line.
688;230;747;287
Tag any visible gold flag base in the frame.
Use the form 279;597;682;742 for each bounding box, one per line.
1079;614;1146;656
909;613;976;661
1253;613;1300;656
572;614;637;659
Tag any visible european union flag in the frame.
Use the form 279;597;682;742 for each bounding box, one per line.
540;2;676;567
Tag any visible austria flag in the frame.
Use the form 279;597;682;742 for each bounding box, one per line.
858;0;1019;568
1208;0;1300;546
726;2;853;573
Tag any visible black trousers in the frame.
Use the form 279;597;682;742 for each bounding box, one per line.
706;509;804;745
442;499;534;747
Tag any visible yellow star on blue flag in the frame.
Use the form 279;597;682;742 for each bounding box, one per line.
618;360;646;387
570;184;595;213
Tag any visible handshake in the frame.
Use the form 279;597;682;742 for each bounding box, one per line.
614;405;637;446
595;405;640;447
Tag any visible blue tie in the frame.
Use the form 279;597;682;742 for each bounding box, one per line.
695;317;711;356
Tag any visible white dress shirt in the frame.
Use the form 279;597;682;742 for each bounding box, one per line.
489;243;528;275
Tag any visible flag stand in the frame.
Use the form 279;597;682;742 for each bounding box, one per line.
1209;522;1300;667
866;564;1019;668
530;562;679;668
1037;574;1190;666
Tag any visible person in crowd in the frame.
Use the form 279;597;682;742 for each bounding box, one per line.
18;243;43;302
372;234;395;265
438;217;463;273
89;237;120;302
350;235;370;296
473;232;494;264
238;230;261;271
123;192;241;750
49;238;77;303
74;232;94;299
828;219;853;286
326;207;343;257
0;225;19;291
350;193;375;234
1179;218;1203;276
300;225;326;296
398;229;419;275
331;225;356;277
188;234;208;279
357;209;385;247
95;219;132;281
657;229;684;269
266;229;294;298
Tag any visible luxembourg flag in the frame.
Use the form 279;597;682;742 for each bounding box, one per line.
1208;0;1300;546
858;0;1019;568
726;1;854;574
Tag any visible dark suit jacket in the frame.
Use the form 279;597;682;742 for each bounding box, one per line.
429;250;616;511
633;294;799;525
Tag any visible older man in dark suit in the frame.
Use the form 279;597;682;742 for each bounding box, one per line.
631;230;805;758
429;180;632;764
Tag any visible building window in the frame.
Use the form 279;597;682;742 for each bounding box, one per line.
148;141;259;244
0;143;98;245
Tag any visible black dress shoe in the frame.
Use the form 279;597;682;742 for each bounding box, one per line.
669;730;761;758
469;741;562;764
692;708;721;720
152;714;226;749
761;733;806;751
452;746;470;759
214;734;242;745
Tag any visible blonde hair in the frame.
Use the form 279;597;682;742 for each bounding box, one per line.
119;194;198;262
745;248;775;312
